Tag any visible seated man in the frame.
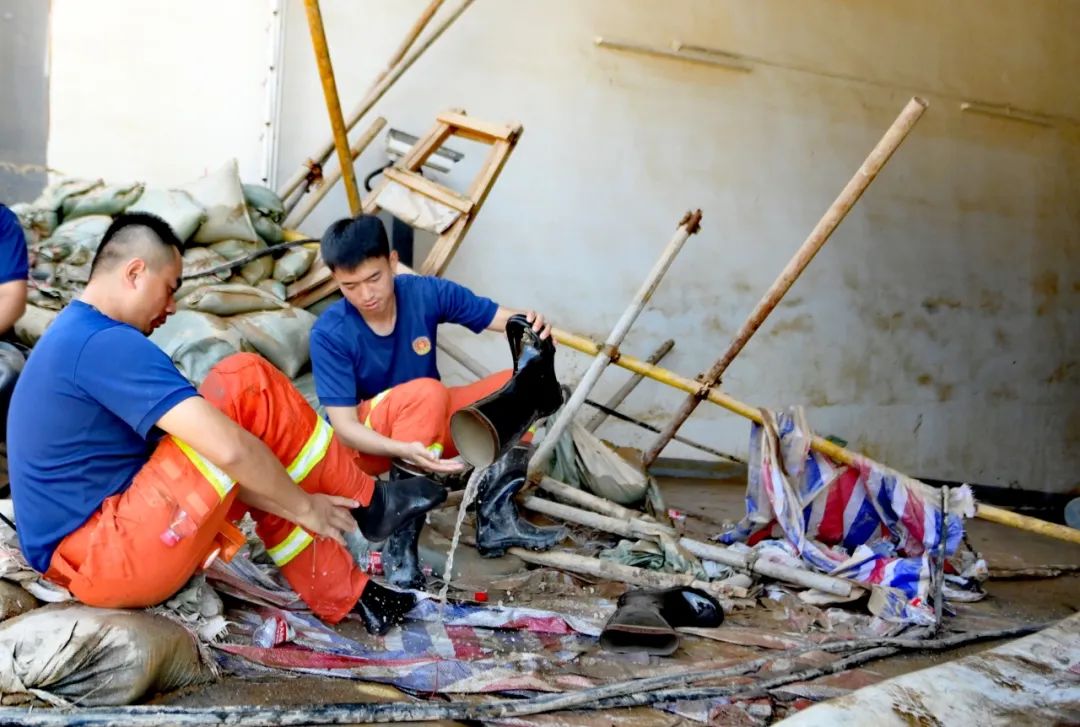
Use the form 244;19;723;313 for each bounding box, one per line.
310;215;560;588
7;213;444;634
0;203;29;444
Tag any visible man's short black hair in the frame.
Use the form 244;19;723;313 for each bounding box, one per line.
321;214;390;271
90;212;185;276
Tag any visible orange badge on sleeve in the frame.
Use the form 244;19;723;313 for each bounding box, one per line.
412;336;432;356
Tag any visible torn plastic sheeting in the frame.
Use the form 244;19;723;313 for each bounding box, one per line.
0;604;216;707
150;309;253;386
231;306;317;379
776;613;1080;726
718;407;977;625
178;158;259;244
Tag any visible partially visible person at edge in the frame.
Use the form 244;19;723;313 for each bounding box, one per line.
0;203;30;447
309;214;552;477
6;212;445;633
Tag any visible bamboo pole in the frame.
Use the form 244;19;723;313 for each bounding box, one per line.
643;97;929;466
303;0;362;215
550;328;1080;545
522;493;853;596
585;339;674;431
283;116;387;229
277;0;474;201
526;211;702;484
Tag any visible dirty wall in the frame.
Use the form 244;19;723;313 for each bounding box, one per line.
44;1;1080;493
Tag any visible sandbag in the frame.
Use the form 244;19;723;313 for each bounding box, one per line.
232;306;317;378
209;238;273;285
257;278;288;300
0;581;37;623
272;246;316;284
127;188;207;242
179;283;287;317
32;177;102;213
150;309;252;385
39;215;112;266
8;202;57;241
61;182;144;220
176;247;231;301
0;603;215;707
243;184;286;244
252;214;285;244
179;159;258;244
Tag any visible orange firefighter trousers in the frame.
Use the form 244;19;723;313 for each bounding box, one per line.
44;353;375;624
352;370;512;475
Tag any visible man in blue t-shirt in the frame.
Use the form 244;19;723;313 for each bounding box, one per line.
7;212;447;633
0;204;30;446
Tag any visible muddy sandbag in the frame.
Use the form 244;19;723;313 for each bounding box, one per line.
272;246;316;284
0;581;37;622
232;306;317;378
209;238;273;285
243;184;286;244
257;279;287;300
180;283;287;317
9;202;57;241
179;159;258;244
61;182;144;220
150;309;252;385
32;177;102;213
176;247;231;302
127;188;206;242
0;603;215;707
39;215;112;266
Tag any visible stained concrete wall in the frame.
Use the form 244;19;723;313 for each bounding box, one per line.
42;1;1079;492
0;0;49;202
276;0;1078;493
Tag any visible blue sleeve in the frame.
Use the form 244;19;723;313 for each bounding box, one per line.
0;206;29;285
311;325;359;407
76;327;198;438
429;277;498;333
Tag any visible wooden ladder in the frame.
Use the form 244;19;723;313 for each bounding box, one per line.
288;110;523;308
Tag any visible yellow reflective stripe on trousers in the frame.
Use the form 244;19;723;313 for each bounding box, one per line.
267;525;314;567
286;416;333;483
174;438;236;501
363;389;391;428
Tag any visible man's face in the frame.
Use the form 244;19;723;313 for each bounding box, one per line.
132;248;181;334
333;253;397;317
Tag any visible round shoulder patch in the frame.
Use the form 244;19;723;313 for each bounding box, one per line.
412;336;432;356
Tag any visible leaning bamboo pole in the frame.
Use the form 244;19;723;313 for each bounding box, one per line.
550;328;1080;545
526;210;702;484
644;97;929;466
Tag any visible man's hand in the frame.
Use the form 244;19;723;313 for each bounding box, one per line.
397;440;467;474
524;310;553;341
292;493;360;546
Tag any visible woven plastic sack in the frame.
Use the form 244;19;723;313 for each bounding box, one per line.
8;203;57;241
40;215;112;266
128;188;206;242
176;247;231;301
0;604;215;707
0;581;37;623
243;184;286;244
150;309;252;385
61;182;144;220
272;246;315;284
209;238;273;285
179;159;258;244
258;279;287;300
180;283;287;317
32;177;102;213
233;306;317;378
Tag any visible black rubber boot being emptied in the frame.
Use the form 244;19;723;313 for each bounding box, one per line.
354;579;417;636
474;445;563;558
449;314;562;468
353;475;447;542
380;462;434;591
600;587;724;656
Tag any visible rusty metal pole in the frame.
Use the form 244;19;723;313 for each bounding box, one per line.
584;339;674;432
526;211;703;485
642;97;929;466
303;0;362;216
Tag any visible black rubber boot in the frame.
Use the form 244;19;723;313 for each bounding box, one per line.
353;475;446;541
449;315;562;467
354;579;417;636
474;445;563;558
600;587;724;655
379;463;435;591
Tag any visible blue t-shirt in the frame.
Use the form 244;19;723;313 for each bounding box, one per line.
311;274;498;406
0;205;29;285
8;301;198;572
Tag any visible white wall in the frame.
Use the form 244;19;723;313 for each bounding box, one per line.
48;0;275;186
276;0;1079;493
44;1;1079;493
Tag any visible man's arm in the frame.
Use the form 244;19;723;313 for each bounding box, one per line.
157;397;358;544
0;280;27;335
486;307;553;339
326;405;464;474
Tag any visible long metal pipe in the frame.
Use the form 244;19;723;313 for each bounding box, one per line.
643;97;929;466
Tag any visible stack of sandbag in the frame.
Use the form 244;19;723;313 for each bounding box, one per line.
9;160;320;384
